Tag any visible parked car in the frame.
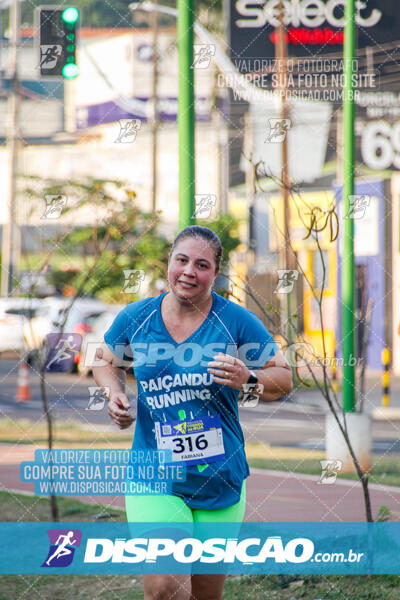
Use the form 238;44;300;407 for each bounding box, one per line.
18;272;56;298
77;305;125;376
0;298;43;353
24;296;109;371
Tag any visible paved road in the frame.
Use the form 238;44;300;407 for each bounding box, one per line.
1;360;400;451
2;445;400;522
2;359;400;522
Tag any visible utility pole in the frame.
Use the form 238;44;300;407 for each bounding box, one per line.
0;8;2;82
216;107;228;214
1;0;20;296
342;0;356;412
244;111;255;262
276;0;296;340
336;109;342;182
151;0;158;218
177;0;195;230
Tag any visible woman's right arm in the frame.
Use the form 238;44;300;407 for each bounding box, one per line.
92;342;134;430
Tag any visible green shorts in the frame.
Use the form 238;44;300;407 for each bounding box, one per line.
125;481;246;523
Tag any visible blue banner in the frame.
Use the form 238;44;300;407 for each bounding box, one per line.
0;522;399;574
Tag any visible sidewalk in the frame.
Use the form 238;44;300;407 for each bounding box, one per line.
291;372;400;420
2;445;400;523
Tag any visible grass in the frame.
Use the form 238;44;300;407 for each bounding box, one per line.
2;419;400;487
222;574;400;599
19;253;85;272
245;442;400;488
1;573;398;600
0;492;399;599
245;441;325;462
0;575;144;600
0;418;132;446
0;490;125;522
0;491;144;599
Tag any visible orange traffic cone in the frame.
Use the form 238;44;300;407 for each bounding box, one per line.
16;361;31;402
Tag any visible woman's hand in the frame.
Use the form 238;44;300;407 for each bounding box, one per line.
207;353;250;390
207;350;293;401
107;391;135;429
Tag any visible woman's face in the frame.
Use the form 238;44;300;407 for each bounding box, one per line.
168;237;218;303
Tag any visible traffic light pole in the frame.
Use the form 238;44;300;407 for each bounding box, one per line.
342;0;356;412
177;0;195;230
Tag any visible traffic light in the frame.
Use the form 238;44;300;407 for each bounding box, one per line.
38;7;79;78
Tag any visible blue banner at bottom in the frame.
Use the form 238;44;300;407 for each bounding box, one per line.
0;522;399;574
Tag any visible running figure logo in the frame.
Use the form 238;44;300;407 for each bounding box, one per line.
265;118;291;143
42;529;82;567
40;45;62;69
121;269;145;294
44;333;82;372
345;195;371;219
191;44;216;69
274;270;299;294
193;194;216;219
115;119;142;143
240;383;264;408
86;386;109;410
41;195;67;220
173;422;187;434
318;459;343;484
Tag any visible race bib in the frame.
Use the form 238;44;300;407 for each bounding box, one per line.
154;415;225;466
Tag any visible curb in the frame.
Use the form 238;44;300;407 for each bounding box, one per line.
250;468;400;494
372;407;400;421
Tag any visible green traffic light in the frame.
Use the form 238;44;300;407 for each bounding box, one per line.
62;63;79;79
62;7;79;24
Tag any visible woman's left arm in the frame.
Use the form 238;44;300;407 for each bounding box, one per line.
251;350;293;401
208;350;293;402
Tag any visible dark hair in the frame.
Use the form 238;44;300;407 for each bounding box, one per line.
171;226;223;271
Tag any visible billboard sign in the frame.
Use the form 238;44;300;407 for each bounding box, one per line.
228;0;397;68
355;92;400;170
224;0;400;185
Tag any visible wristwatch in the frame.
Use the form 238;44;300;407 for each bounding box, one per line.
247;370;258;384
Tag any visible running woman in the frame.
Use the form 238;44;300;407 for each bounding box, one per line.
93;225;292;600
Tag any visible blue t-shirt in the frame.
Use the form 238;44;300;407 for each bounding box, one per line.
104;291;278;509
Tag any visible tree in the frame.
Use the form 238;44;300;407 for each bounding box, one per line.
22;176;167;520
24;177;169;301
235;164;374;522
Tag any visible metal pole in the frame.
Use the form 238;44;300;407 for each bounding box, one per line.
342;0;356;412
244;112;255;262
1;0;20;297
177;0;195;230
381;347;390;407
0;9;2;82
216;107;228;214
276;0;295;342
151;0;158;218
